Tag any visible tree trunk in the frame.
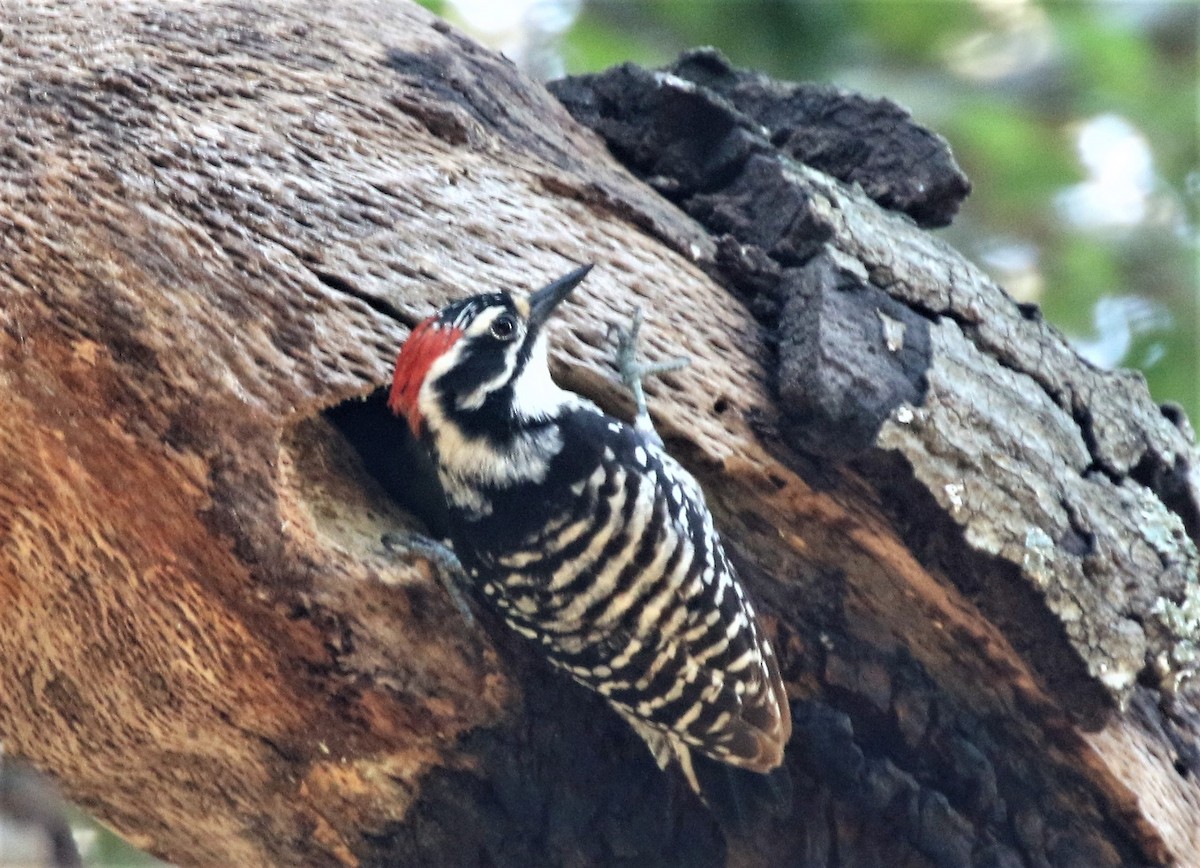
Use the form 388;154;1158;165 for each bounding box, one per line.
1;2;1197;866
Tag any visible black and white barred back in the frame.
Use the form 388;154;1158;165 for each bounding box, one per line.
389;265;791;799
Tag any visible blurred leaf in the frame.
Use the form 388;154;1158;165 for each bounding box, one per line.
414;0;447;15
850;0;983;62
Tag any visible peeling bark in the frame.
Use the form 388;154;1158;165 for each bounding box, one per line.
1;4;1197;867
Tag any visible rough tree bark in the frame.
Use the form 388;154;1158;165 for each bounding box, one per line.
1;2;1197;867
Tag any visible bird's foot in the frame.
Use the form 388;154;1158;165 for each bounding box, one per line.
381;531;475;626
612;307;689;439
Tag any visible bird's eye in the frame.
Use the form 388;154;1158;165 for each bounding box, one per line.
490;314;518;341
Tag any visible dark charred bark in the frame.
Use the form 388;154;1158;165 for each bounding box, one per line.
1;4;1197;867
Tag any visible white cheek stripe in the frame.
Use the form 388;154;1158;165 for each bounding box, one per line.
510;335;573;421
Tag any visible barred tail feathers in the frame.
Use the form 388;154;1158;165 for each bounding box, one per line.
618;710;791;831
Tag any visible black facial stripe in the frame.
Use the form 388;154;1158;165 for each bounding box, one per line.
436;293;512;331
426;289;553;443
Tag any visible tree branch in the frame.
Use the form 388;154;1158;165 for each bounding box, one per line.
1;3;1196;866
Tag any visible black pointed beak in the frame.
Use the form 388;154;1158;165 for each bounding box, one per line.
528;264;593;330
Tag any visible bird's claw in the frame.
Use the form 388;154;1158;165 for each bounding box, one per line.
381;531;476;626
612;307;690;437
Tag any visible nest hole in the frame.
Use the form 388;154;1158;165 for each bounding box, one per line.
323;388;449;538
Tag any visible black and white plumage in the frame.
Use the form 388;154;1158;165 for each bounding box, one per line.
388;264;791;803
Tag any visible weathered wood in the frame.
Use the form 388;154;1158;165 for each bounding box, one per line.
555;52;1200;864
1;3;1197;867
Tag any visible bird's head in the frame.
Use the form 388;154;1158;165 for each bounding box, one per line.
389;264;592;441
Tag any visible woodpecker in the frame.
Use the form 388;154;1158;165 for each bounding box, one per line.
388;264;791;807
